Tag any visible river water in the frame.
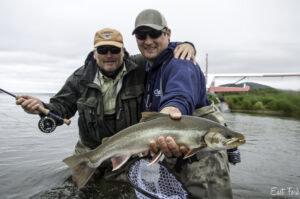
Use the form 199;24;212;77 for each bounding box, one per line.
0;94;299;199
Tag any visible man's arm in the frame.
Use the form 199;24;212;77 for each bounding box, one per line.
173;42;196;65
159;59;200;115
16;72;80;125
46;73;80;122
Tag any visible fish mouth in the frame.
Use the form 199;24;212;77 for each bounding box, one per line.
225;136;246;147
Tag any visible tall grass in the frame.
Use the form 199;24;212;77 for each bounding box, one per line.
215;88;300;117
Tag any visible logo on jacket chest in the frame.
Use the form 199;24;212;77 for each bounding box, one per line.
154;89;161;97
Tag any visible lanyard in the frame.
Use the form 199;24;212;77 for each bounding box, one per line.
144;62;166;111
145;79;153;111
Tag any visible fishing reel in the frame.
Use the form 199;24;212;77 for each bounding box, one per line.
38;116;57;133
227;147;241;165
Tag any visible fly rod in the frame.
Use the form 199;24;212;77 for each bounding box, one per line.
0;88;71;133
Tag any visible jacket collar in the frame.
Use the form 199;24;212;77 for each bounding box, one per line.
146;42;177;72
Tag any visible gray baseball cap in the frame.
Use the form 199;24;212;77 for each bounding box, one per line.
132;9;168;34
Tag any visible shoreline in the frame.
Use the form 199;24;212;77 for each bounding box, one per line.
230;109;300;119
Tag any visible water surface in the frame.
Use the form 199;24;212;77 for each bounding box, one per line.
0;94;299;198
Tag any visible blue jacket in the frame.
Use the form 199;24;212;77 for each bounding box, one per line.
143;42;209;115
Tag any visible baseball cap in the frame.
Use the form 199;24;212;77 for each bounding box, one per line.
132;9;168;34
94;28;123;48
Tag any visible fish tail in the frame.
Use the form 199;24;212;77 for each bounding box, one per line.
63;154;97;189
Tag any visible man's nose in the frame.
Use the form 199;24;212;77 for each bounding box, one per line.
144;35;153;44
106;51;113;57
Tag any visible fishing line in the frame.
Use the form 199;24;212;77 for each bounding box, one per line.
0;88;71;133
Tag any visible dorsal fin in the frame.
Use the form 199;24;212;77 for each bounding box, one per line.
101;137;109;143
139;112;169;123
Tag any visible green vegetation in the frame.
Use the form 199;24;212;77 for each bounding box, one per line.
213;88;300;118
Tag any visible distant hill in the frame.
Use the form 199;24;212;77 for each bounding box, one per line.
220;82;273;90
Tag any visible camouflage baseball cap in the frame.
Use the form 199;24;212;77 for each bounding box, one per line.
132;9;168;34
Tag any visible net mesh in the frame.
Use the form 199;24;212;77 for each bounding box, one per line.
128;159;188;199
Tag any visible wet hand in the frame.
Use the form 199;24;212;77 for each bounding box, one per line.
160;106;182;120
149;136;188;158
148;107;187;158
173;43;197;65
16;95;43;114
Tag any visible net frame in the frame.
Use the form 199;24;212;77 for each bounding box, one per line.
128;158;188;199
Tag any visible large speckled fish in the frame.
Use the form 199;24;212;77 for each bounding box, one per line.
63;112;245;188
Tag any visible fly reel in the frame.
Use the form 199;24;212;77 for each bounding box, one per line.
38;116;57;133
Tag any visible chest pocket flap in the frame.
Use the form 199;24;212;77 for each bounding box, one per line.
120;85;144;100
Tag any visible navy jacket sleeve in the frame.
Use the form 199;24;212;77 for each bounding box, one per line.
159;58;202;115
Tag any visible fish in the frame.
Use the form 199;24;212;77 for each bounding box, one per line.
63;112;245;189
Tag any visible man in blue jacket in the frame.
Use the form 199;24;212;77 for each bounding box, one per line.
132;9;232;199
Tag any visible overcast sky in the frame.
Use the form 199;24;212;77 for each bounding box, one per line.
0;0;299;93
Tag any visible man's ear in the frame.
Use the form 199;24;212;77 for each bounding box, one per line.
166;29;171;42
93;49;96;59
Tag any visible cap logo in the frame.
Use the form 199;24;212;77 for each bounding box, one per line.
103;32;112;39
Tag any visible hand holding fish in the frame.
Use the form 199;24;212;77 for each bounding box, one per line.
149;136;188;158
160;106;182;120
149;106;188;158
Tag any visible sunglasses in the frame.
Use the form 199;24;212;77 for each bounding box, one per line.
96;46;121;55
135;29;166;40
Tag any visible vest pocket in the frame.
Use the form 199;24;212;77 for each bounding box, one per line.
77;97;100;143
120;85;144;126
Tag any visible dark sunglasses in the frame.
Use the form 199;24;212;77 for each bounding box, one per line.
135;29;166;40
96;46;121;55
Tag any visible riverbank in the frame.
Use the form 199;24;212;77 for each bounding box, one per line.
212;88;300;118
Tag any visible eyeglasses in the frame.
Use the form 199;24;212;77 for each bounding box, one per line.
96;46;121;54
135;29;166;40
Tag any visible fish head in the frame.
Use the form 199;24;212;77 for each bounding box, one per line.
204;127;246;150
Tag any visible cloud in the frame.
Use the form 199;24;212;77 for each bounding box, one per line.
0;51;84;93
0;0;299;92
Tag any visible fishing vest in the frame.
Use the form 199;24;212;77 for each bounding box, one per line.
46;55;146;150
76;60;145;149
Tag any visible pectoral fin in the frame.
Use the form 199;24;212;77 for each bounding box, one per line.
148;151;165;165
111;155;131;171
183;146;206;159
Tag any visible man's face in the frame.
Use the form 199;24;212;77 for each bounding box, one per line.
94;45;124;75
135;27;170;65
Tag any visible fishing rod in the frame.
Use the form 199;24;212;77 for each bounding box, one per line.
0;88;71;133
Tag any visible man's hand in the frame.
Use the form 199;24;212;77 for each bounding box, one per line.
149;136;188;158
160;106;181;119
148;106;189;158
174;43;197;65
16;95;44;114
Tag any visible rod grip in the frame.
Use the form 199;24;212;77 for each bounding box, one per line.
38;106;50;115
63;119;71;125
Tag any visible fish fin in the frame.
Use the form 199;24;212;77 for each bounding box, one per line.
183;147;206;159
101;137;109;143
63;154;97;189
148;151;164;165
140;112;169;123
111;154;131;171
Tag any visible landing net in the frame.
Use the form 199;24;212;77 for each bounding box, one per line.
128;159;188;199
